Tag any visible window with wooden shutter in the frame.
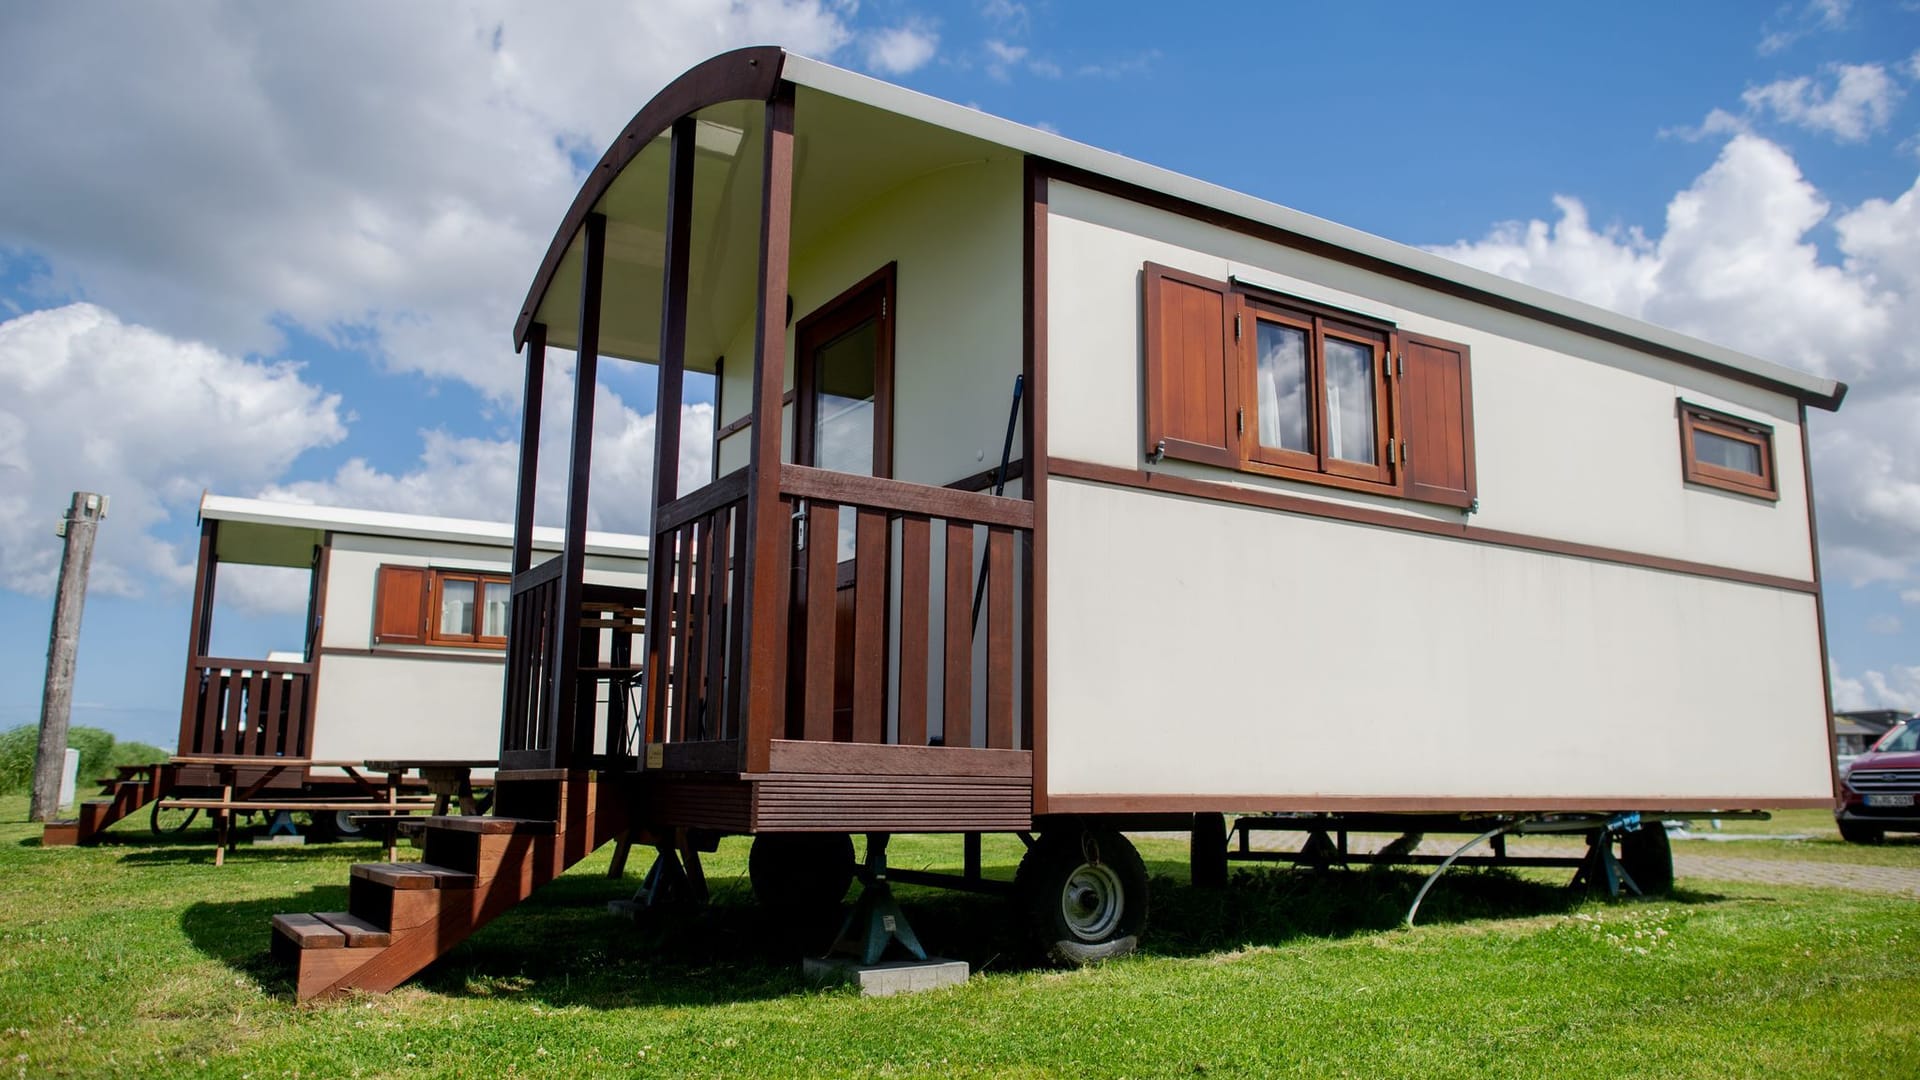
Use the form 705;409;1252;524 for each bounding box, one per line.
1143;263;1240;468
372;565;428;645
1399;332;1477;509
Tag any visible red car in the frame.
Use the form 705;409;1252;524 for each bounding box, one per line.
1837;716;1920;843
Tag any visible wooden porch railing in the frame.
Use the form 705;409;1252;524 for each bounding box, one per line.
177;657;315;758
644;464;1032;768
501;554;647;769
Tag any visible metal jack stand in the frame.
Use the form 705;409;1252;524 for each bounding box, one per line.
1569;814;1644;899
610;830;708;919
829;834;928;965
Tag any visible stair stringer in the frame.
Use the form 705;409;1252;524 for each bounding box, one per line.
302;772;629;999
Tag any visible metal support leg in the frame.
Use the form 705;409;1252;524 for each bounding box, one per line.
830;834;928;965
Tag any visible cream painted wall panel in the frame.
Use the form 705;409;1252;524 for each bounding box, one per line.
310;653;503;761
1046;478;1831;802
714;155;1024;488
1045;182;1812;581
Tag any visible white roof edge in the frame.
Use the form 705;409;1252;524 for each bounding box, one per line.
197;494;650;559
780;54;1843;407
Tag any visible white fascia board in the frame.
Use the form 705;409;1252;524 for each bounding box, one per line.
197;494;650;559
781;53;1841;407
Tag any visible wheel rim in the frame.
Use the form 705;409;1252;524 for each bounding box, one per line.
333;810;364;836
1060;862;1125;942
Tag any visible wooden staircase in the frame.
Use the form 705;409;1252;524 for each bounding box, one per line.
270;770;628;1000
41;764;172;846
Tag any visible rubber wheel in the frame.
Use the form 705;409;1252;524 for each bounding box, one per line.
1015;828;1149;966
305;810;366;843
149;801;200;836
1838;821;1884;845
1617;825;1674;895
748;833;857;911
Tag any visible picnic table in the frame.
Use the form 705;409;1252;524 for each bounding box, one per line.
164;756;437;866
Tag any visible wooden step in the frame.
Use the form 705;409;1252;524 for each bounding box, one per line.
421;815;556;835
40;821;80;847
312;911;392;947
349;862;476;890
271;912;346;949
270;914;385;999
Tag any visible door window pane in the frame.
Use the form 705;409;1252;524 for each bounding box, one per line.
1693;429;1762;475
1254;322;1311;454
481;581;510;638
439;579;475;638
813;319;878;477
1323;337;1377;464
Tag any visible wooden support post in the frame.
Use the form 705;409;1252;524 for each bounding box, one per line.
644;116;696;753
549;213;607;767
738;83;797;776
176;520;218;758
511;323;547;577
31;492;106;822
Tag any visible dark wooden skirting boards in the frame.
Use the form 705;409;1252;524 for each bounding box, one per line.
766;740;1030;777
1801;404;1841;800
1047;456;1820;595
1042;794;1836;815
1032;158;1846;413
1023;158;1050;817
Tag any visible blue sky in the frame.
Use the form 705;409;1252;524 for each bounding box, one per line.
1;0;1918;748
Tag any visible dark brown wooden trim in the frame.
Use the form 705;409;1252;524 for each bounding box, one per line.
1024;158;1050;814
319;645;506;666
177;519;218;756
1044;794;1837;814
644;118;697;756
659;739;742;773
793;261;897;478
654;467;749;535
423;569;511;649
510;324;545;576
778;465;1035;529
766;739;1032;777
738;83;797;776
550;211;607;762
1678;399;1779;502
516;47;785;347
305;533;331;736
1801;404;1841;799
1034;158;1847;412
1047;456;1820;594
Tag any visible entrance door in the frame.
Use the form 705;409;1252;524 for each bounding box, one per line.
791;264;895;740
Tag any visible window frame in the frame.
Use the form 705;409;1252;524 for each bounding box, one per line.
1235;287;1399;495
1677;400;1778;502
424;569;512;649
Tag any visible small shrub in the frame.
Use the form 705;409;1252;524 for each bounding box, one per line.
0;724;165;794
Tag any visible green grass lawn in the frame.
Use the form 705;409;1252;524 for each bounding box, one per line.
2;796;1916;1079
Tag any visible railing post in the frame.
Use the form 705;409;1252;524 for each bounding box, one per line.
738;83;797;775
177;520;217;757
511;324;546;578
644;116;697;756
549;213;607;769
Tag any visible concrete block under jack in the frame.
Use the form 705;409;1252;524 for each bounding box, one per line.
252;834;307;847
802;957;969;997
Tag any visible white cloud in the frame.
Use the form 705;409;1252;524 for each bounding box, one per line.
262;354;714;540
1868;613;1904;635
980;0;1028;31
1431;134;1920;588
0;2;854;401
863;25;939;75
0;303;344;598
1759;0;1852;55
1901;589;1920;606
1832;659;1920;712
1740;63;1902;142
984;39;1028;81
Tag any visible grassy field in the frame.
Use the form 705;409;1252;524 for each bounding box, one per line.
2;797;1916;1079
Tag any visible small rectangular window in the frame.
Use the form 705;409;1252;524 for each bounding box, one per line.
425;569;512;647
1678;402;1777;500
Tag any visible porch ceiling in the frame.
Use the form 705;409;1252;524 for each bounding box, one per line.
214;519;323;569
528;85;1007;373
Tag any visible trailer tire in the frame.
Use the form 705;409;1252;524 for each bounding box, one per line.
748;832;857;912
1838;821;1884;845
1016;828;1148;966
1618;825;1673;895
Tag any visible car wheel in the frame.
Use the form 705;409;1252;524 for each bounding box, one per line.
1617;825;1674;895
1838;821;1884;845
1015;828;1148;966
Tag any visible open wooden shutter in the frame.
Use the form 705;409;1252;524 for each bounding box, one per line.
1400;332;1476;508
373;565;429;644
1143;263;1240;468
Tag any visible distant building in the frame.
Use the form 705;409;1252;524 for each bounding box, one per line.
1836;709;1909;763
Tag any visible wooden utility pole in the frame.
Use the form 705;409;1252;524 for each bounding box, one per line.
31;492;106;822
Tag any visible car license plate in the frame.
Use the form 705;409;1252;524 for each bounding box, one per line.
1865;794;1915;808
